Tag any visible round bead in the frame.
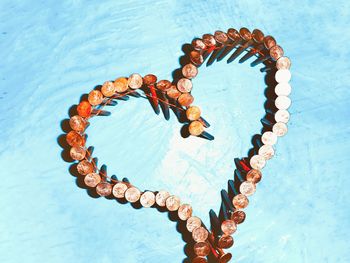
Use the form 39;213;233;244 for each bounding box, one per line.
178;204;193;220
77;160;94;175
214;30;229;44
189;121;204;136
190;50;204;65
186;216;202;232
182;64;198;79
127;73;143;90
140;191;156;208
69;115;87;132
186;106;201;121
221;219;237;235
217;235;234;249
239;181;256;196
155;190;170;207
66;131;85;147
273;122;288;137
261;131;278;145
125;187;141;203
166;85;182;99
143;74;157;85
70;146;86;160
192;38;206;51
258;144;275;160
219;253;232;263
275;109;290;123
269;45;284;61
96;182;112;197
177;78;193;93
156;80;172;92
202;34;216;47
84;173;101;187
88;90;104;106
192;226;209;243
232;194;249;209
246;169;262;184
275;69;291;83
77;101;92;118
276;56;291;70
193;242;210;257
250;155;266;170
101;81;116;97
192;256;207;263
165;195;181;211
178;93;194;107
112;182;128;198
275;96;291;110
114;77;129;93
275;83;291;96
231;210;246;224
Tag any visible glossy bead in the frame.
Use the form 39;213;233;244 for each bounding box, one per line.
258;144;275;160
96;182;112;197
275;83;292;96
221;219;237;235
140;191;156;207
190;50;204;65
128;73;143;90
275;96;291;110
189;121;204;136
186;216;202;232
84;173;101;187
69;115;87;132
250;154;266;170
275;69;291;83
125;187;141;203
192;227;209;243
186;106;201;121
193;242;210;257
165;195;181;211
246;169;262;184
269;45;284;61
231;210;246;224
155;190;170;207
70;146;86;160
88;90;104;106
262;131;278;145
275;109;290;123
182;63;198;79
239;181;256;196
166;85;182;99
114;77;129;93
178;204;193;220
101;81;116;97
178;93;194;107
112;183;128;198
232;194;249;209
66;131;85;147
156;80;172;92
217;235;234;249
77;101;92;118
143;74;157;85
276;56;291;70
273;122;288;137
77;160;94;175
177;78;193;93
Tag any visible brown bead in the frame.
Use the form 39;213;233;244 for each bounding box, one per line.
239;27;252;41
202;34;216;48
178;93;194;107
218;253;232;263
165;195;181;211
69;115;87;132
232;194;249;209
270;45;284;61
186;216;202;232
193;242;210;257
189;121;204;136
214;30;229;44
192;38;206;51
143;74;157;85
252;29;264;43
178;204;193;220
192;256;207;263
96;182;112;197
70;146;86;161
77;101;92;118
263;36;276;49
231;210;246;224
88;90;104;106
227;28;240;42
114;77;128;93
246;169;262;184
177;78;193;93
84;173;101;187
77;160;94;175
192;227;209;243
66;131;85;147
190;50;204;66
101;81;116;97
166;85;182;99
182;64;198;79
156;80;172;92
112;182;128;198
217;235;234;249
128;73;143;90
186;106;201;121
221;219;237;235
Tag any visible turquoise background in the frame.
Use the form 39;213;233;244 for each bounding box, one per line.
0;0;349;262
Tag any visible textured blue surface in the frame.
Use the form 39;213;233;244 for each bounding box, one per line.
0;1;349;262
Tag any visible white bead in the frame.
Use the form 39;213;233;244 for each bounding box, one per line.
262;131;278;145
275;69;291;83
275;83;291;96
258;144;275;160
273;122;288;137
250;155;266;170
275;109;290;123
275;96;291;110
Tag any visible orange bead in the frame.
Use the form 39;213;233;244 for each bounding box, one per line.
77;101;92;118
69;115;87;132
88;90;104;106
114;77;129;93
66;131;85;147
101;81;116;97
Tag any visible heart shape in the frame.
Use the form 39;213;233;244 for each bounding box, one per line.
60;27;292;263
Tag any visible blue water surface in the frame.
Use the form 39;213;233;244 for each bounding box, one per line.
0;0;349;262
